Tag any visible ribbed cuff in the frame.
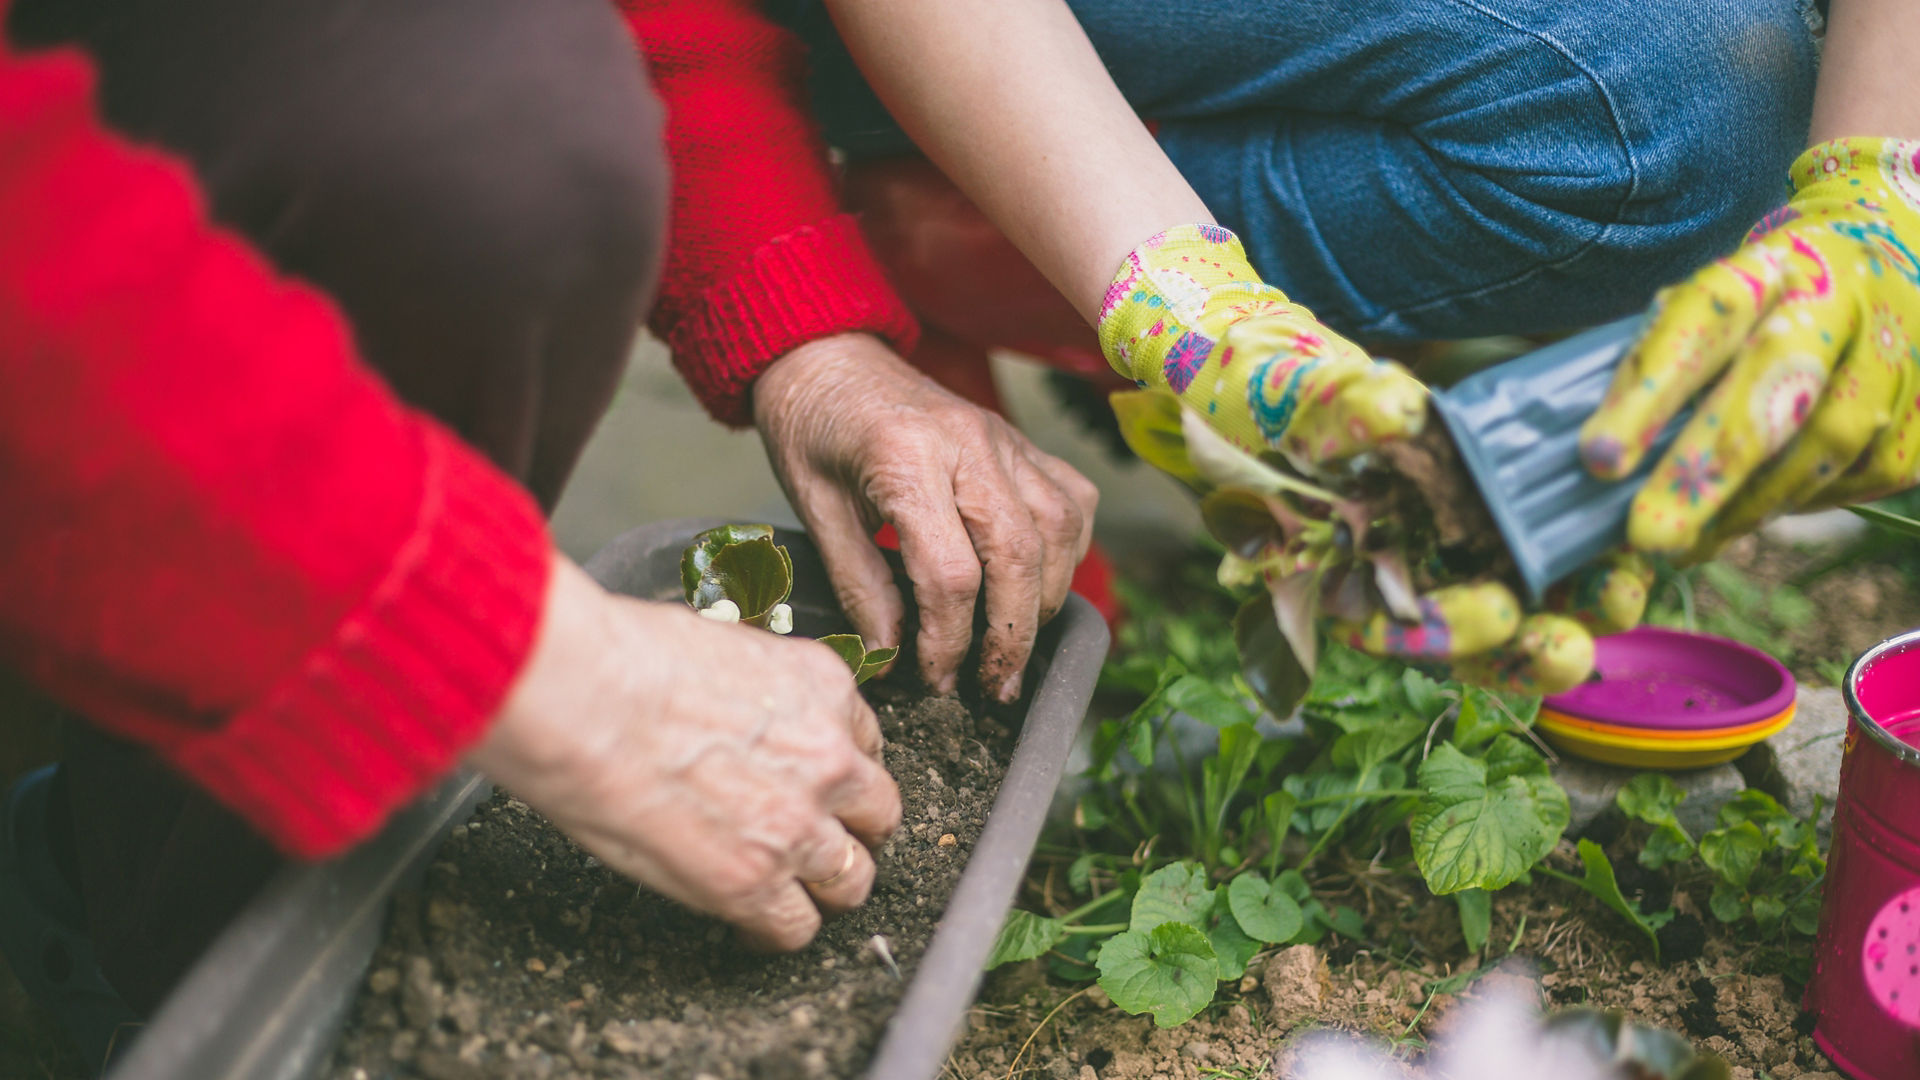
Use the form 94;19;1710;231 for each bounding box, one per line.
669;213;921;427
170;428;552;859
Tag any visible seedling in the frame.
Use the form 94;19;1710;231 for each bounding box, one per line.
680;524;897;682
1111;389;1495;718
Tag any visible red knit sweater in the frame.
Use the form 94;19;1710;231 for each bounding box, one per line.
0;1;917;856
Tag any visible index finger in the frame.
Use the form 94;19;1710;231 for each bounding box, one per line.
1580;255;1776;480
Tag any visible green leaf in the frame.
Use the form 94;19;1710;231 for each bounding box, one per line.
1323;905;1367;940
1130;863;1217;934
1095;923;1220;1027
1618;773;1687;829
1227;873;1304;944
1068;854;1096;896
1849;502;1920;539
1709;881;1749;924
1751;892;1788;930
1455;889;1492;953
1403;669;1448;721
815;636;897;684
986;910;1065;970
1164;676;1256;729
1274;869;1312;903
680;524;775;603
1235;596;1310;718
1203;724;1263;855
1640;825;1696;871
1550;839;1665;960
1700;822;1766;890
1204;895;1262;981
1481;734;1550;782
1331;716;1424;772
1450;689;1505;750
1201;489;1286;561
1410;743;1569;894
854;645;897;684
689;535;793;623
1261;791;1297;862
1109;390;1203;489
817;634;866;671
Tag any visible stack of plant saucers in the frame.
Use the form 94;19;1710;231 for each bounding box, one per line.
1538;626;1799;769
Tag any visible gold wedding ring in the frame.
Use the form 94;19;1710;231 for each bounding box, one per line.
802;838;859;887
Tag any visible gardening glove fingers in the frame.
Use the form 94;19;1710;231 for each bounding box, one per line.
1450;614;1597;696
1691;327;1907;557
1331;581;1522;664
1624;288;1849;556
1582;138;1920;553
1097;224;1429;474
1543;550;1654;636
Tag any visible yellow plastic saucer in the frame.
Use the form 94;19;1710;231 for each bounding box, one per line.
1536;705;1796;768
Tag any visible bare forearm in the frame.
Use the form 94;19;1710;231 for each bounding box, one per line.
822;0;1210;321
1809;0;1920;143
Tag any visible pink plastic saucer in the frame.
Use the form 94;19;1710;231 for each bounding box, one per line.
1543;626;1796;732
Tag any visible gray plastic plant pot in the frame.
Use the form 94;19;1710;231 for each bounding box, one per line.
106;518;1107;1080
1429;315;1687;602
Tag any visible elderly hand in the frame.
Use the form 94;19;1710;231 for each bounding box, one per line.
1101;225;1650;694
1581;138;1920;560
753;333;1098;703
470;556;902;951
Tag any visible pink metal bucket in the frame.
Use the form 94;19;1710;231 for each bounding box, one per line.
1808;629;1920;1078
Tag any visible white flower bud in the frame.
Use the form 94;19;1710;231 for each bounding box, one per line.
768;603;794;635
697;598;741;623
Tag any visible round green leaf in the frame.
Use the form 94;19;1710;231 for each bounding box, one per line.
1410;743;1568;895
680;524;775;603
1227;873;1304;944
1095;924;1219;1027
985;910;1065;970
1129;863;1216;934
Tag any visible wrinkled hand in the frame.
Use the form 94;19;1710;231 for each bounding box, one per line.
1582;138;1920;560
1101;225;1650;693
754;333;1098;702
471;557;902;951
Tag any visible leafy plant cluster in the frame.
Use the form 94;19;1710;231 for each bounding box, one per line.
680;524;896;681
1617;775;1825;939
993;566;1570;1026
1537;775;1825;966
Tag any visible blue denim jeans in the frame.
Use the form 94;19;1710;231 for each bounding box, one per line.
769;0;1824;341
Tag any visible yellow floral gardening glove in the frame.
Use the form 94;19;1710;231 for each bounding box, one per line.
1581;138;1920;560
1099;225;1649;693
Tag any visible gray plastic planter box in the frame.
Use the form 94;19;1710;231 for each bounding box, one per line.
106;519;1108;1080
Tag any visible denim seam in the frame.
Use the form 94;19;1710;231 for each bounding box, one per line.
1357;0;1643;336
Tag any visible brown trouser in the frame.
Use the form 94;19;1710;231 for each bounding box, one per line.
6;0;668;1014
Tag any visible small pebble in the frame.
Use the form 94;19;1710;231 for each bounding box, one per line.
525;958;546;974
938;833;957;848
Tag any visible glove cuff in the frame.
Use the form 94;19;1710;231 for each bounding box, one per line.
1790;137;1920;202
1096;224;1290;391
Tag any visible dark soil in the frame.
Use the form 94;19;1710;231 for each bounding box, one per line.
326;683;1014;1080
949;840;1841;1080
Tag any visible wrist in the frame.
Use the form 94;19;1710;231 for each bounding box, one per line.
1096;224;1285;390
471;556;651;788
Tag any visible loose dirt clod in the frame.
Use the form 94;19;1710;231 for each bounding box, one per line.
326;685;1012;1080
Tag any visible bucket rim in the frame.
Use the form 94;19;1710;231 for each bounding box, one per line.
1843;627;1920;770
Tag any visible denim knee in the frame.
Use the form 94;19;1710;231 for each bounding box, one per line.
1565;0;1821;290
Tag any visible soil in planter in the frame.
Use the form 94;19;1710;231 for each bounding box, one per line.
326;683;1014;1080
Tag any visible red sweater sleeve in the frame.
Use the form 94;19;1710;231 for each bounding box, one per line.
617;0;918;426
0;25;551;858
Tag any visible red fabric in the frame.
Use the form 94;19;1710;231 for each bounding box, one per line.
618;0;919;426
0;19;552;858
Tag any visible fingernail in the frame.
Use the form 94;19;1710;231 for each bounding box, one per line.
998;672;1023;702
